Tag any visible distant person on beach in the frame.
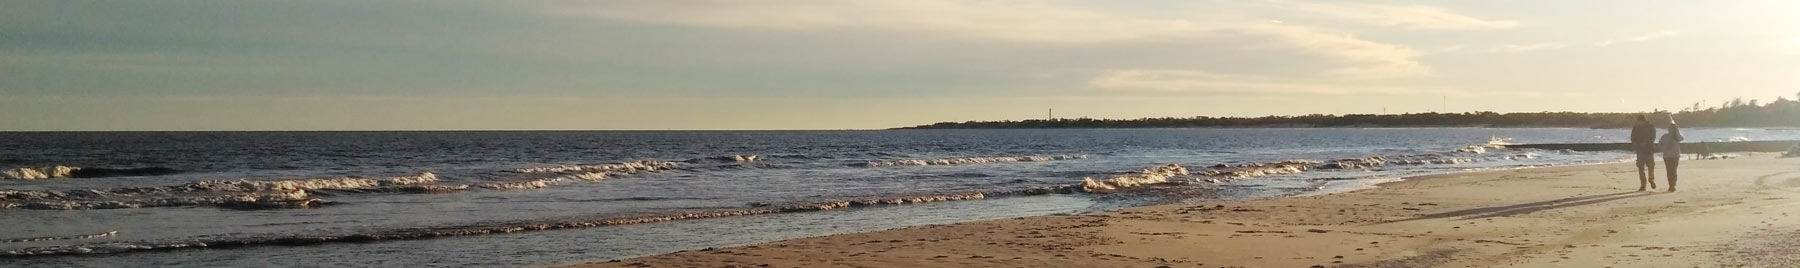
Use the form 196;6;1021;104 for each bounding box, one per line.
1631;115;1658;191
1695;141;1712;159
1661;116;1684;192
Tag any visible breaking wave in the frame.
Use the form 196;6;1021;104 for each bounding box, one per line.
682;155;760;163
1;231;118;244
2;166;181;180
861;155;1089;167
0;160;702;211
513;161;677;174
1079;164;1188;193
0;172;437;210
477;160;682;190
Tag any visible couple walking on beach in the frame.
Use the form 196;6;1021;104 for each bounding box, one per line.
1632;114;1683;192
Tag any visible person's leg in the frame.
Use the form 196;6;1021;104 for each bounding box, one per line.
1643;153;1657;189
1666;157;1679;192
1636;154;1650;191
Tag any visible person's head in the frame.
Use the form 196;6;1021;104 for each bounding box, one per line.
1636;114;1647;122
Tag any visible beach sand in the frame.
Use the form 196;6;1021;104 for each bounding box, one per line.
570;155;1800;268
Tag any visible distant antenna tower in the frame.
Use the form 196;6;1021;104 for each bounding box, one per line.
1441;96;1448;112
1048;108;1055;120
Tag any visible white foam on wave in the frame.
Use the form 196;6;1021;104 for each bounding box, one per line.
514;161;677;174
1080;164;1188;193
863;155;1089;167
0;231;119;244
2;166;77;180
2;189;320;210
682;155;760;164
0;172;437;210
189;172;438;192
479;160;681;191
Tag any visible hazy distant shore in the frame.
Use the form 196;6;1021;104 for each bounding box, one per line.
897;102;1800;129
571;155;1800;267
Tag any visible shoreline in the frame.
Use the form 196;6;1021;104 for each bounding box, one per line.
570;155;1800;267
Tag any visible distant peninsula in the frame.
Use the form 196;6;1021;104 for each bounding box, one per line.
899;95;1800;129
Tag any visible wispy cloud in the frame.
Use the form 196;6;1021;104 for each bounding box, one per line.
1448;31;1681;53
1592;31;1679;47
1271;0;1518;30
1090;69;1427;95
1485;42;1570;53
1088;69;1581;98
550;0;1436;80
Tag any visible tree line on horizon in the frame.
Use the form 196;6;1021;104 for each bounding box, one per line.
899;94;1800;129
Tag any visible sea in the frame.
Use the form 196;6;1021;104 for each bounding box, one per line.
2;128;1795;267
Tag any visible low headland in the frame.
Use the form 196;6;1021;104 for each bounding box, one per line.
899;95;1800;129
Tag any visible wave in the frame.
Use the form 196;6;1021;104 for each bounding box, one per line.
476;179;554;190
0;172;435;210
513;161;677;174
2;166;182;180
2;166;75;180
475;160;682;191
0;231;118;244
0;160;692;210
319;185;470;194
1079;164;1188;193
1071;142;1545;193
681;155;759;163
187;172;438;192
763;153;823;159
3;190;320;210
861;155;1089;167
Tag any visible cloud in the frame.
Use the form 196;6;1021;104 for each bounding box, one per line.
1089;69;1580;97
1593;31;1679;47
1448;31;1681;53
1485;42;1570;53
1089;69;1427;95
549;0;1431;79
1223;23;1429;79
1272;1;1519;30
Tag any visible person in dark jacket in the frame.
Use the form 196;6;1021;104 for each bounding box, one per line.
1631;114;1658;191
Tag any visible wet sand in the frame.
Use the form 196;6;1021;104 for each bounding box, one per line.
569;155;1800;268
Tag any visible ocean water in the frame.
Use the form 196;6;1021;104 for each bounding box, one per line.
2;128;1795;267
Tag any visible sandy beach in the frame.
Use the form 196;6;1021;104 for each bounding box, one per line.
571;155;1800;268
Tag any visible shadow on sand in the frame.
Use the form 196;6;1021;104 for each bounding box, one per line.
1379;191;1656;224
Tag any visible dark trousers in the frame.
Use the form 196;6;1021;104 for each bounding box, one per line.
1664;157;1679;188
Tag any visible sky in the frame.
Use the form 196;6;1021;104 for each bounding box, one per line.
3;0;1798;130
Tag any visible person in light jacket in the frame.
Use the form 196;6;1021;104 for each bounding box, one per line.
1660;115;1684;192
